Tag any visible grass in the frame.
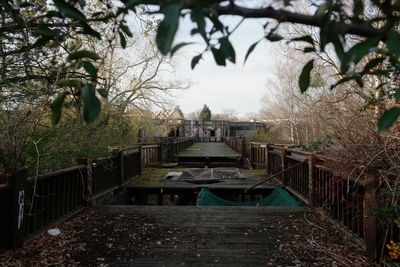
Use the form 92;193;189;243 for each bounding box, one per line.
130;167;187;186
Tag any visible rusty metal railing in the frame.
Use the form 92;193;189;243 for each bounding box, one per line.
247;142;392;261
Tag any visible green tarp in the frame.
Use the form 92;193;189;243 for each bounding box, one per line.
197;187;302;207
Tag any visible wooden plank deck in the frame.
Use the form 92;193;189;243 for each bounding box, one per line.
101;205;305;266
177;142;240;158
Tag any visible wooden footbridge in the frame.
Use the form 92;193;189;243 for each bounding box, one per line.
0;137;396;265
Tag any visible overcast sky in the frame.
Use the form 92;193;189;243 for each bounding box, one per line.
169;16;283;117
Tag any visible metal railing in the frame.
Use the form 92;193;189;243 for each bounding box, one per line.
222;136;245;158
248;142;397;261
0;137;199;250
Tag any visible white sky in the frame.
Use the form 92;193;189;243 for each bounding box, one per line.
169;16;283;117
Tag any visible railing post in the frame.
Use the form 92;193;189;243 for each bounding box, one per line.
363;168;378;261
86;159;94;206
11;170;27;248
119;151;124;186
250;143;254;164
281;147;287;187
241;138;246;158
168;139;173;162
138;146;142;175
265;144;270;175
157;144;163;164
308;153;314;206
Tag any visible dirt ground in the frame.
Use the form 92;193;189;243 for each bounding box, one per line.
0;206;377;267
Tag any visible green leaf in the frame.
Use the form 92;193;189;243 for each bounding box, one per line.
283;0;293;6
171;42;193;56
34;36;52;47
378;107;400;131
80;24;101;39
53;0;86;22
304;47;316;53
125;0;142;10
50;92;68;125
208;10;224;33
353;0;364;16
191;54;201;69
156;4;181;55
97;88;108;99
119;31;127;48
355;77;364;87
361;57;385;74
299;60;314;93
292;36;314;45
219;37;235;63
387;31;400;58
35;26;57;37
330;76;353;90
369;69;390;76
81;84;101;123
120;24;133;37
45;11;62;18
347;36;380;64
78;0;86;8
267;34;283;42
67;50;101;61
191;8;207;40
395;88;400;101
211;47;226;66
81;61;98;79
57;79;82;88
244;41;259;64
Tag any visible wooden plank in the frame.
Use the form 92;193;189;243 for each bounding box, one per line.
177;143;240;158
98;205;305;266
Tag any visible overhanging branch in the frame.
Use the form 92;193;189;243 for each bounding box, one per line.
215;5;381;37
140;0;383;37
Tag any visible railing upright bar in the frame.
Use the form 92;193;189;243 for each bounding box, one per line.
308;154;314;206
363;169;378;261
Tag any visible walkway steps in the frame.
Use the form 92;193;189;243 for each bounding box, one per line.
101;205;305;266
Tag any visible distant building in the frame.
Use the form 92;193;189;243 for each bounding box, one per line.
153;107;185;137
152;107;267;139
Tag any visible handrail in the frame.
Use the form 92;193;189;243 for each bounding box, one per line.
244;159;307;193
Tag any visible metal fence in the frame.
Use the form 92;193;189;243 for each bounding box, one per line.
249;142;399;261
0;137;199;250
222;136;246;158
24;166;86;238
141;144;160;167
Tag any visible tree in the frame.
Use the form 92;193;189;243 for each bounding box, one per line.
2;0;400;128
199;105;211;121
186;110;200;120
0;2;186;172
212;109;239;122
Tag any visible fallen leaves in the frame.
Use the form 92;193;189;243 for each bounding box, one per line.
0;207;378;266
0;208;180;266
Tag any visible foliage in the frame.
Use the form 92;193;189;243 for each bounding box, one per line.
0;105;156;174
141;0;400;130
0;0;189;171
198;104;212;121
2;0;400;128
249;129;285;145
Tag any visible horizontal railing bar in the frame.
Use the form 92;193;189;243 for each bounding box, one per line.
0;184;11;192
142;144;159;148
287;149;313;156
245;160;307;193
286;155;308;162
27;166;85;182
